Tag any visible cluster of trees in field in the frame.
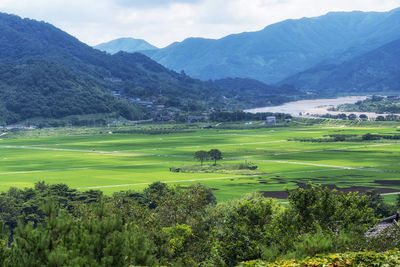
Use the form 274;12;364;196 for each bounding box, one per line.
374;114;400;121
321;113;368;121
321;113;400;122
334;96;400;114
290;134;359;143
209;111;292;122
321;96;400;122
291;132;400;143
362;133;400;140
0;182;399;266
194;149;223;166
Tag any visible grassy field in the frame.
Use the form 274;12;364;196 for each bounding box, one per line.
1;122;400;202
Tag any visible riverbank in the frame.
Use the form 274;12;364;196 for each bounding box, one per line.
245;96;369;118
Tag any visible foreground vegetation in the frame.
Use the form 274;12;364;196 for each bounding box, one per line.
241;250;400;266
0;182;399;266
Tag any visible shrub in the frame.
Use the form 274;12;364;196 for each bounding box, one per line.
239;249;400;266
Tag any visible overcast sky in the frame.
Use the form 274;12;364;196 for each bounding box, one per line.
0;0;399;47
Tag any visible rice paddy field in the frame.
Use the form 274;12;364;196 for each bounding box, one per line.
1;122;400;202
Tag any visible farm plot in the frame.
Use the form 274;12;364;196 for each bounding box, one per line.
0;125;399;201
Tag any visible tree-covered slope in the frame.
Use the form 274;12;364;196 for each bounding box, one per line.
0;12;225;124
212;78;302;107
0;60;139;123
143;8;400;83
94;38;158;54
282;38;400;93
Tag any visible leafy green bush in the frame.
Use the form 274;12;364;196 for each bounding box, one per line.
239;249;400;266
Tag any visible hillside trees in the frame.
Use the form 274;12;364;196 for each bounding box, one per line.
7;197;156;267
286;184;376;234
210;194;281;266
0;61;142;123
0;182;395;266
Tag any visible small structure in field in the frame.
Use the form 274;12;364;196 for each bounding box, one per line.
265;116;276;125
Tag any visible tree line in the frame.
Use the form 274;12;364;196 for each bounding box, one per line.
0;182;399;266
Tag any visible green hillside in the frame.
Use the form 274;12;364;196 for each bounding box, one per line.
282;38;400;94
143;8;400;83
0;60;142;123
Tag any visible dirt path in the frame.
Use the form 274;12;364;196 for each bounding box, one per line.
0;162;171;175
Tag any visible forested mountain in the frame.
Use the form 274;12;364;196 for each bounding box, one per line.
282;38;400;93
0;12;301;125
94;38;158;54
0;13;222;124
143;8;400;83
0;60;139;123
212;78;302;107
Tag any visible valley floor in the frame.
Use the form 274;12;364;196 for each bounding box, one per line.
1;122;400;202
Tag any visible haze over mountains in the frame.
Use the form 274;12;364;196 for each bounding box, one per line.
102;8;400;93
144;8;400;85
282;38;400;93
95;38;158;54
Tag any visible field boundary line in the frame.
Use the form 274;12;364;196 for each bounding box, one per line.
24;134;278;146
78;175;252;189
274;143;394;155
0;145;193;158
179;140;286;149
0;162;171;175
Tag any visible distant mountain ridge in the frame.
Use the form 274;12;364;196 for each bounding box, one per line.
282;38;400;93
141;8;400;84
94;38;158;54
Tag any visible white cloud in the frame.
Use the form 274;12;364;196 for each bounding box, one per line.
0;0;399;47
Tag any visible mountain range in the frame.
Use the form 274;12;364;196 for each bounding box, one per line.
0;12;293;125
131;8;400;87
2;7;400;124
0;12;213;124
282;38;400;93
94;38;158;54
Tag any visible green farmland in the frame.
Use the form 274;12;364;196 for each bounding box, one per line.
1;123;400;201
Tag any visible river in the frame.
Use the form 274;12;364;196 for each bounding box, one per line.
245;96;370;118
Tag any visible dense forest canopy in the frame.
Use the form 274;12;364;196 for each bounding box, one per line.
0;182;398;266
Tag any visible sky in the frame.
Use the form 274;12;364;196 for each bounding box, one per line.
0;0;399;48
